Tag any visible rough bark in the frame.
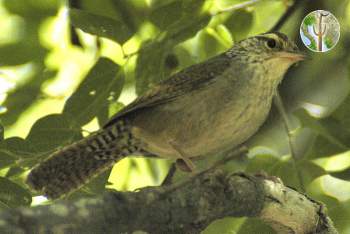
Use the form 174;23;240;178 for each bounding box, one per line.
0;170;337;234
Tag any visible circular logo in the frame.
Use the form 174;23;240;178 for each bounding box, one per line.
300;10;340;52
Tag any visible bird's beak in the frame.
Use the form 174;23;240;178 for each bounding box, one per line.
274;51;308;62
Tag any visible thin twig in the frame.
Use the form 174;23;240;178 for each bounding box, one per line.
273;92;305;192
161;163;177;186
68;0;83;47
214;0;262;16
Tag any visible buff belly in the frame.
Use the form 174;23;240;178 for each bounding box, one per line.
131;81;272;159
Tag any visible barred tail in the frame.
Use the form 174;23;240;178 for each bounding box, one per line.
26;121;139;199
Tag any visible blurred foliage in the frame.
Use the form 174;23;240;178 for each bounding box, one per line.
0;0;350;233
304;14;316;26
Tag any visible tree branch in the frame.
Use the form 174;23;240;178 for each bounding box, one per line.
269;0;308;32
0;171;337;234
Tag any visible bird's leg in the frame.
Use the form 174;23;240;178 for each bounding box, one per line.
161;162;177;186
168;141;196;173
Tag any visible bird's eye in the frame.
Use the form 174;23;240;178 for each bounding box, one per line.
266;39;277;49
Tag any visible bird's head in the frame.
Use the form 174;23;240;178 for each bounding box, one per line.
227;32;306;80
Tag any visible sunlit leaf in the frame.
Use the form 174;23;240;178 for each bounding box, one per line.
70;9;133;44
103;88;125;125
1;68;56;127
320;175;350;201
0;177;31;209
97;101;125;127
63;58;124;127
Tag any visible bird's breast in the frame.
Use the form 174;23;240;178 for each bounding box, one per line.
131;76;275;159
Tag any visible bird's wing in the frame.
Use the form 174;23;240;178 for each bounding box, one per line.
104;53;231;128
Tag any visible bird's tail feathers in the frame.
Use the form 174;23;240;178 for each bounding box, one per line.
26;120;139;199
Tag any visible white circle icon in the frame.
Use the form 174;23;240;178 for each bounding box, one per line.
300;10;340;52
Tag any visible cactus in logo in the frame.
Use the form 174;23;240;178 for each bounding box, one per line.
300;10;340;52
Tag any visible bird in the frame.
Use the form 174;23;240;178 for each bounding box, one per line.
26;32;305;199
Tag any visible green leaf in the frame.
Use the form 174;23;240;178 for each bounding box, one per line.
70;9;133;44
5;167;26;178
165;13;211;45
0;43;46;66
304;15;316;26
136;0;212;94
224;9;254;42
0;150;16;170
149;1;182;30
330;170;350;181
237;218;274;234
299;161;327;185
0;137;38;169
0;137;35;159
97;101;125;127
97;71;125;127
306;137;345;160
135;10;211;94
67;169;112;200
198;29;227;60
295;109;348;150
1;68;56;127
0;124;3;141
246;153;281;174
135;40;171;94
0;177;31;209
26;114;82;154
203;217;245;234
3;0;59;18
271;160;326;189
247;153;326;188
325;36;334;49
332;95;350;130
108;102;125;118
96;103;109;128
0;155;16;170
63;58;124;126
